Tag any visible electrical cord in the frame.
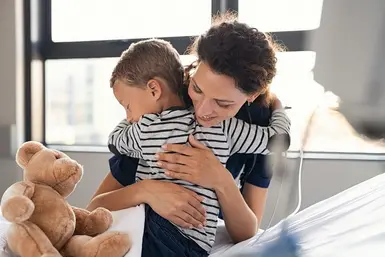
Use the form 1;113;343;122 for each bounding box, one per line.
239;105;287;244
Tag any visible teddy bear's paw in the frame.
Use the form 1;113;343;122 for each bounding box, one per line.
86;231;131;257
1;196;34;223
84;207;113;235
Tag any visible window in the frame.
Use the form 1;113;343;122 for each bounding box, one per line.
28;0;385;154
44;56;196;145
271;51;385;153
270;51;319;151
238;0;324;32
51;0;212;42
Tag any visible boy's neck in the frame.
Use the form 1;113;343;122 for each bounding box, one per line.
160;93;185;111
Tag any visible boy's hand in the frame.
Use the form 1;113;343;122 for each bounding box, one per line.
271;93;283;110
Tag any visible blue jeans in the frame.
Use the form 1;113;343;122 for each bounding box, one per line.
141;205;208;257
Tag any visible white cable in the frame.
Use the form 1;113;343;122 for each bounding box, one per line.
287;103;320;218
252;154;286;244
286;148;304;219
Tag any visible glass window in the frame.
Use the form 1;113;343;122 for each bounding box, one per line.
44;55;196;145
238;0;324;32
44;52;385;153
51;0;212;42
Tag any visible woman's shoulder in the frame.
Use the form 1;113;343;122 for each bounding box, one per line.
235;103;272;126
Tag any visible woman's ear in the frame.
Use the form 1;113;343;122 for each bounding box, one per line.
247;91;261;103
146;79;162;100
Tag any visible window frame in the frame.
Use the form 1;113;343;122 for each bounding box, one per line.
24;0;310;148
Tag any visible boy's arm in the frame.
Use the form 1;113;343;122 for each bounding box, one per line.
108;111;193;161
224;108;291;155
108;119;143;158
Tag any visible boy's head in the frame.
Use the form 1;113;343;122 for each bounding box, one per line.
110;39;184;122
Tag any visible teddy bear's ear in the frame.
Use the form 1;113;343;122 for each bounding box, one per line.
52;149;70;159
16;141;45;168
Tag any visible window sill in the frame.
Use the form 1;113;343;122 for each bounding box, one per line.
47;144;385;161
47;144;108;153
286;151;385;161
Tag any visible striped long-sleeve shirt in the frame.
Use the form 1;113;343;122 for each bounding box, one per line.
108;107;290;253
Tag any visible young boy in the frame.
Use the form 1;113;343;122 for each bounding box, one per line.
108;39;290;256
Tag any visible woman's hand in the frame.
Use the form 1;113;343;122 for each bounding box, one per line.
143;180;206;229
155;134;227;190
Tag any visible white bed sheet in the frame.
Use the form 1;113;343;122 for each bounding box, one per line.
210;172;385;257
1;172;385;257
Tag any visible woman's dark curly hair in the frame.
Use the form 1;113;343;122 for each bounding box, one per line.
185;13;284;106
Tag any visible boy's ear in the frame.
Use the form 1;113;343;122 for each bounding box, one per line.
146;79;162;100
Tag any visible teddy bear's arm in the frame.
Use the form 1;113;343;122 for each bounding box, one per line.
1;181;35;223
72;206;113;236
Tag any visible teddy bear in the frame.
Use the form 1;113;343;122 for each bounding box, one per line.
0;141;131;257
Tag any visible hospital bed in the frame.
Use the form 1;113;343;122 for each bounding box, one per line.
1;171;385;257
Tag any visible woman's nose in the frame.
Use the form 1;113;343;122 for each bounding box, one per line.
196;99;214;116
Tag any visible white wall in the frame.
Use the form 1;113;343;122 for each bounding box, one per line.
312;0;385;131
0;0;24;194
0;0;384;231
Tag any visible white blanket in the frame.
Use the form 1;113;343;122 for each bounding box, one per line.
1;172;385;257
210;172;385;257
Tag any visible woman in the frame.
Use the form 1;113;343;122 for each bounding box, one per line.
87;14;288;245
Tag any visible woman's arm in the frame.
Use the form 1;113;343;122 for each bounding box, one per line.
214;170;259;242
231;95;286;225
87;169;206;229
238;153;272;227
87;172;150;212
89;172;123;202
242;183;268;227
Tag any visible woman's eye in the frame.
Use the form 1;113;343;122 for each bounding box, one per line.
192;83;202;94
217;103;232;109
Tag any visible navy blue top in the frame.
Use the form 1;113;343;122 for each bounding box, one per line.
109;103;273;191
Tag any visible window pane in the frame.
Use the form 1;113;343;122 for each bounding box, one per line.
51;0;212;42
238;0;324;32
44;53;385;153
44;56;196;145
271;52;385;153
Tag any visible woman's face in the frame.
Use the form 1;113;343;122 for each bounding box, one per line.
188;62;254;127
